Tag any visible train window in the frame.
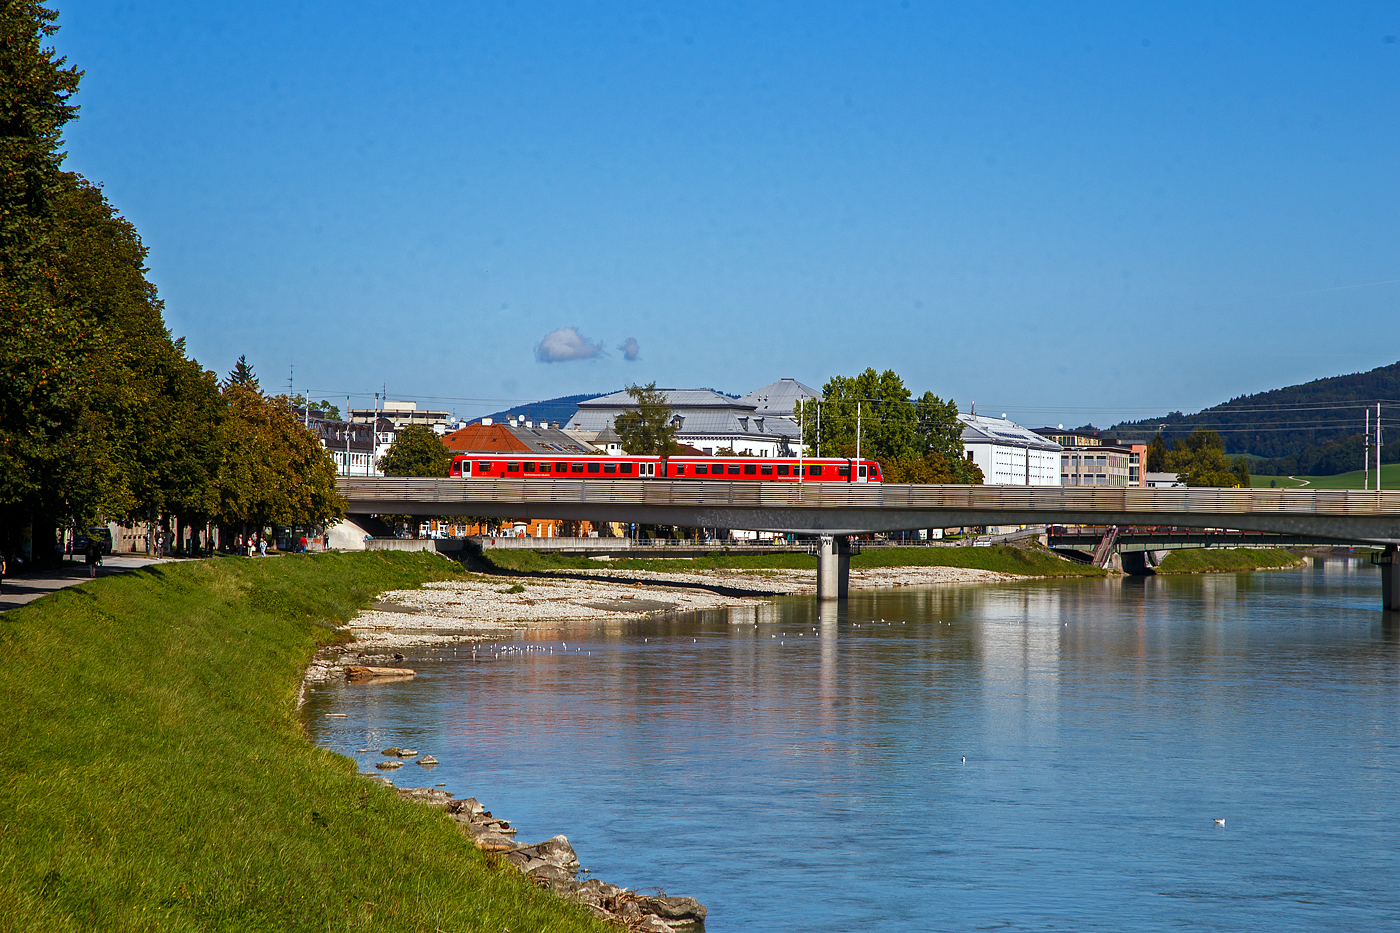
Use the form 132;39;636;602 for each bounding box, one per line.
478;462;492;472
694;464;708;475
587;462;600;473
524;462;536;473
727;464;741;475
808;465;822;476
506;462;520;472
858;466;867;477
604;463;616;473
776;465;789;475
743;464;757;475
673;465;685;475
760;464;773;475
539;462;552;472
838;466;850;476
619;463;633;474
571;462;585;473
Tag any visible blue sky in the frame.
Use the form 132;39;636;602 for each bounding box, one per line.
53;2;1400;424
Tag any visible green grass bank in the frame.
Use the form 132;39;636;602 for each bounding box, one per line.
1153;548;1305;573
1252;463;1400;489
0;552;607;933
481;544;1107;577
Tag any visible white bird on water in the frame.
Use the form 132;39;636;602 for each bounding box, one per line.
1214;818;1226;826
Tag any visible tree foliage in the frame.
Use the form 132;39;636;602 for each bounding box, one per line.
613;383;679;455
1165;430;1250;487
0;9;346;559
215;384;345;531
796;369;981;483
378;425;451;478
1146;434;1169;473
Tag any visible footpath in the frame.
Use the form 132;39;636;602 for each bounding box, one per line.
0;554;173;612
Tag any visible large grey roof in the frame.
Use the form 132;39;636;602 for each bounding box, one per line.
737;378;819;417
568;386;800;440
959;413;1062;451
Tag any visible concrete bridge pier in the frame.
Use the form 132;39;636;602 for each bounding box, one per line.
816;535;851;602
1379;544;1400;612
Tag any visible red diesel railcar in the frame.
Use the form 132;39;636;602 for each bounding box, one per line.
448;454;883;483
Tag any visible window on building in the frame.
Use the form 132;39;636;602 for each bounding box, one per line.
1061;455;1069;467
1061;474;1070;483
1096;474;1107;484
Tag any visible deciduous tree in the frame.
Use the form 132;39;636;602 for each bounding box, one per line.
613;383;679;455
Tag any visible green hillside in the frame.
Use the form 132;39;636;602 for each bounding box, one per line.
1112;360;1400;474
1251;463;1400;490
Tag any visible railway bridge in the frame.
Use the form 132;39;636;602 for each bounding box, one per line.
337;478;1400;609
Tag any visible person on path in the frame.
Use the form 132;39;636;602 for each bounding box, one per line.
259;537;267;557
1;552;6;594
85;539;99;578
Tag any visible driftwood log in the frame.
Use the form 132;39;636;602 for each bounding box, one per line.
344;666;416;682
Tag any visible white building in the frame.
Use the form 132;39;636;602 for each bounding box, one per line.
959;413;1062;486
568;378;818;457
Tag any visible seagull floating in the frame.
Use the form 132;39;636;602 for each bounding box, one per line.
961;756;966;763
1214;818;1226;826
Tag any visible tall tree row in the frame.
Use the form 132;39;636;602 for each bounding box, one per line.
0;4;342;563
795;369;983;484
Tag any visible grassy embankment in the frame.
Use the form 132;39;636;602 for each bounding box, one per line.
0;551;608;933
1154;548;1304;573
481;544;1107;577
1253;463;1400;489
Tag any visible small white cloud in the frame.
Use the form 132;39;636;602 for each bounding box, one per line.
618;337;640;361
535;327;604;363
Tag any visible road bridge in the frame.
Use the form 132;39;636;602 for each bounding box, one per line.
1047;529;1350;573
337;478;1400;608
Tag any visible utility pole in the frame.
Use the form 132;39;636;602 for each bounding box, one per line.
1365;408;1371;491
1378;402;1383;492
856;402;862;461
816;400;822;458
798;400;804;483
345;396;352;476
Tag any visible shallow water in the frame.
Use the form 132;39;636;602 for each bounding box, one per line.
304;559;1400;931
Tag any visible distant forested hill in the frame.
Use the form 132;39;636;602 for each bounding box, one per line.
483;392;614;426
1111;361;1400;475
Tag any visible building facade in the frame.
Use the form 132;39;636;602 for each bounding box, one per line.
959;414;1063;486
1034;428;1144;487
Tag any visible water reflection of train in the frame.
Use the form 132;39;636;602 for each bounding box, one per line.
449;454;883;483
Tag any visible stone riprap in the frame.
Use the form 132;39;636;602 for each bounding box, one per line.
364;775;706;931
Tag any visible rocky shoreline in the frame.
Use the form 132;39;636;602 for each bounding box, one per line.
362;765;705;931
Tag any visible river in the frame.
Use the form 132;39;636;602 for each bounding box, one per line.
303;559;1400;932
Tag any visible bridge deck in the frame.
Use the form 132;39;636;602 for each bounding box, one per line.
338;479;1400;544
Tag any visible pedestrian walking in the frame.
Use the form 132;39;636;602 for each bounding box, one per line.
85;539;99;578
259;537;267;557
0;552;6;594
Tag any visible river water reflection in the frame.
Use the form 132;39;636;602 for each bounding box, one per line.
305;560;1400;931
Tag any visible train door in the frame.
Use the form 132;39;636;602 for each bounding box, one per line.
639;462;656;478
855;461;870;483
